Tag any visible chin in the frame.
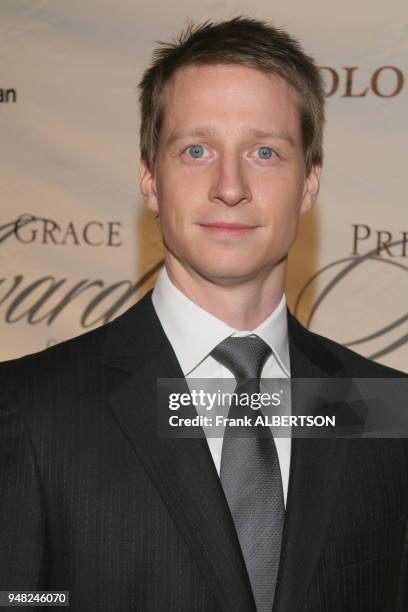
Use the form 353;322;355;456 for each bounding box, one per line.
191;260;265;285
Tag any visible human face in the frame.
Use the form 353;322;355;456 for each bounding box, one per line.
140;64;320;287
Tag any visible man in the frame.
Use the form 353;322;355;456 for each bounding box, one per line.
0;17;407;612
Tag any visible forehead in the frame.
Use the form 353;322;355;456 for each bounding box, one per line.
160;63;301;139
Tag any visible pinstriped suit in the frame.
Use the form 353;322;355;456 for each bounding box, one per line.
0;290;407;611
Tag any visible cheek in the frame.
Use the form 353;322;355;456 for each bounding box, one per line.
159;157;211;193
158;173;208;223
259;179;303;220
157;165;191;205
156;189;192;242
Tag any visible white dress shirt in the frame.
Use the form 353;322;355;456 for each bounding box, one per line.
152;268;292;505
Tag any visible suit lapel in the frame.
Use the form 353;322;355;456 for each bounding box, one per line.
273;313;353;612
102;292;256;612
101;294;355;612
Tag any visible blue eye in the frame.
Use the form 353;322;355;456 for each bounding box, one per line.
186;144;205;158
257;147;274;159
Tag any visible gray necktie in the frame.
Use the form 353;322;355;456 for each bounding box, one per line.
212;336;284;612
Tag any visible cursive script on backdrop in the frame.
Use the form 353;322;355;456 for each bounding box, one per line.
294;239;408;360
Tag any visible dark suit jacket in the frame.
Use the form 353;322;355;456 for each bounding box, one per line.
0;290;407;611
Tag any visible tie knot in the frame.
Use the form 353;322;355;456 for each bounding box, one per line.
211;336;272;381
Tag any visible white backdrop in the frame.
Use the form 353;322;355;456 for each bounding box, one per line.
0;0;407;370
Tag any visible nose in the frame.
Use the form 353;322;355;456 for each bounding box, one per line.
209;153;251;207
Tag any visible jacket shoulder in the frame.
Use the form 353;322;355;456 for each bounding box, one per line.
0;323;113;422
289;313;407;378
0;319;108;379
0;290;155;407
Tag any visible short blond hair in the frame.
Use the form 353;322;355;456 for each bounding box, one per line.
138;16;325;174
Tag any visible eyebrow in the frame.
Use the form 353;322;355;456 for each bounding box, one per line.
167;126;217;145
247;128;295;146
167;126;295;147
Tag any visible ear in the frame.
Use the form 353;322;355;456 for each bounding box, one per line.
300;164;321;214
139;159;159;215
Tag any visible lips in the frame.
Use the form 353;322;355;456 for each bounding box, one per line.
199;221;258;236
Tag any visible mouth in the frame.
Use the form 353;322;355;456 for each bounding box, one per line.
198;222;259;237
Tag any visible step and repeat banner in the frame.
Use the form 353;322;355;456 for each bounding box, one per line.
0;0;407;370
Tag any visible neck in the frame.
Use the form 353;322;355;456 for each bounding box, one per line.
164;255;286;331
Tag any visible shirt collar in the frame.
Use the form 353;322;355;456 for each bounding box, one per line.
152;267;290;377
